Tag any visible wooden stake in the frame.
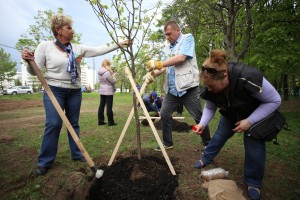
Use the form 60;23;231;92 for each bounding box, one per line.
124;67;176;175
108;76;148;166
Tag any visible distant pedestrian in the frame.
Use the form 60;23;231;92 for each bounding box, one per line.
98;59;118;126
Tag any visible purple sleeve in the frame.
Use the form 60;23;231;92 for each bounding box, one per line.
199;100;217;126
247;77;281;125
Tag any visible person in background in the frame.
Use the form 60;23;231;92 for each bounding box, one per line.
192;49;281;200
86;84;91;92
142;91;162;116
21;13;130;176
136;81;141;92
144;21;211;151
98;59;118;126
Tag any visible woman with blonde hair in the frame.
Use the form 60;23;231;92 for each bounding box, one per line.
192;49;281;200
21;13;130;176
98;59;118;126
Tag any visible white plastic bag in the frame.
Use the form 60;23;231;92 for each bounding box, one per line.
201;168;229;181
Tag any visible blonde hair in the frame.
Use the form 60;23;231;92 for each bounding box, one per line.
51;13;73;36
102;59;113;74
201;49;228;80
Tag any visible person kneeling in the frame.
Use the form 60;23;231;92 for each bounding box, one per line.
142;92;162;117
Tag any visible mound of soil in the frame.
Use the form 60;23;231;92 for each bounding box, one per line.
0;99;43;112
141;118;192;133
88;156;178;200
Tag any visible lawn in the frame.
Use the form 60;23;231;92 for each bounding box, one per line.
0;92;299;200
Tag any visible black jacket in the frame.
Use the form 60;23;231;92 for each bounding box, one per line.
200;62;263;123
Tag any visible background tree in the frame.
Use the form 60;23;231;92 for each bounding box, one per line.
0;48;17;90
111;55;130;92
14;78;22;86
244;0;300;100
15;8;82;51
15;8;83;91
94;82;100;90
88;0;162;159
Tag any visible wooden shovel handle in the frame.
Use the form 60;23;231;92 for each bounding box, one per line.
28;60;95;169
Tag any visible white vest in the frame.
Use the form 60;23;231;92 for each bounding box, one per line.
163;34;200;92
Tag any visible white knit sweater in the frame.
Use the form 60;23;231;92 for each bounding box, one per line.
27;41;119;89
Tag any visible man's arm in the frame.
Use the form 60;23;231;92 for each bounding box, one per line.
149;53;188;78
146;34;194;72
162;54;187;67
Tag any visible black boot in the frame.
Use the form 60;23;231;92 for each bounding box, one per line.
108;122;117;126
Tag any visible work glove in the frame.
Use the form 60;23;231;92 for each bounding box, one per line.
143;71;156;84
145;60;163;72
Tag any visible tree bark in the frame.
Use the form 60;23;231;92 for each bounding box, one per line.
283;74;289;101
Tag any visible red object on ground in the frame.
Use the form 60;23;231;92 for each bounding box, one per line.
191;125;197;131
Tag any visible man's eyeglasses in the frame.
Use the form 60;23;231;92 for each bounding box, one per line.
201;66;226;75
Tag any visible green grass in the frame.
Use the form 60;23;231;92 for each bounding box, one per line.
0;93;299;199
0;93;44;100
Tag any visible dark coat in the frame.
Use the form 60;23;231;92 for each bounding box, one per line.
200;62;263;122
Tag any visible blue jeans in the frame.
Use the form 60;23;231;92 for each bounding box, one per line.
143;99;156;113
98;95;114;124
38;86;83;167
201;116;266;188
160;86;211;146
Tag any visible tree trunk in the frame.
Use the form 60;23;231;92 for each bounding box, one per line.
283;74;289;101
221;0;252;61
133;94;142;160
131;60;142;160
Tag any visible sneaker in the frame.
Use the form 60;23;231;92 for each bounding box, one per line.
98;122;106;126
154;144;173;151
202;145;207;155
36;166;49;176
247;186;260;200
194;159;206;169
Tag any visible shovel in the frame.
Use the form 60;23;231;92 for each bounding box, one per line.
27;60;104;180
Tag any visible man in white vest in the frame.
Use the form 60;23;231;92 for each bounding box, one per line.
144;21;211;151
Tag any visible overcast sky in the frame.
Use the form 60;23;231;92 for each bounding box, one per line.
0;0;170;70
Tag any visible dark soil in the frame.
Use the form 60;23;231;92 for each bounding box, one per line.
88;155;178;200
141;118;192;133
0;99;43;112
